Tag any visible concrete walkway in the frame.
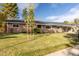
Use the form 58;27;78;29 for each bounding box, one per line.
46;45;79;56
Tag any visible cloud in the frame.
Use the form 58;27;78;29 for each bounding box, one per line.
51;3;65;8
18;3;39;9
51;4;59;8
46;4;79;22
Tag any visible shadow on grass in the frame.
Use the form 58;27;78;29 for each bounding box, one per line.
16;44;71;56
17;44;71;56
0;33;71;56
0;33;47;53
0;33;77;56
64;33;79;45
0;40;27;52
64;33;79;56
0;33;18;39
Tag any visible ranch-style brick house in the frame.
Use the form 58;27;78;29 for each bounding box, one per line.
3;20;79;33
5;20;26;33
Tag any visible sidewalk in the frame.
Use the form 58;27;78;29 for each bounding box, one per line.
46;45;79;56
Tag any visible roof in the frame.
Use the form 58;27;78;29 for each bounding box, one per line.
5;20;25;24
5;20;79;27
35;21;64;25
35;21;79;27
5;20;24;22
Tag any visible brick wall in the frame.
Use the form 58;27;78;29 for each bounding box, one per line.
6;23;26;33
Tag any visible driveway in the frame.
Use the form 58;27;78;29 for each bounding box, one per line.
46;45;79;56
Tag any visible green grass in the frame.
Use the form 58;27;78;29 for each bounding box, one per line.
0;33;73;56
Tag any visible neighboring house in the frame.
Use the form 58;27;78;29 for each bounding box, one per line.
3;20;79;33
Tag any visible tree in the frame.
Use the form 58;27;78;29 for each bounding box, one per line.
22;8;27;20
28;7;35;27
24;4;35;33
1;3;18;20
64;21;69;24
74;18;79;24
0;3;18;33
28;7;35;33
0;12;7;23
0;12;7;33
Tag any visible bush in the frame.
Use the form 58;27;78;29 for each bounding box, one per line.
77;30;79;40
33;28;42;33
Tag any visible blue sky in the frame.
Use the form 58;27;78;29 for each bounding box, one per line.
18;3;79;22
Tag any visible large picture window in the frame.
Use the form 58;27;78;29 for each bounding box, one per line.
46;26;50;29
13;24;19;27
37;25;41;28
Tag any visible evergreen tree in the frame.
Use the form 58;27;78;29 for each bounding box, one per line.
1;3;18;20
22;8;27;20
64;21;69;24
0;12;7;33
74;18;79;24
0;3;18;33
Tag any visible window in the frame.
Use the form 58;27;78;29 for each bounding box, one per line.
37;25;41;28
0;24;2;27
13;24;19;27
46;26;50;29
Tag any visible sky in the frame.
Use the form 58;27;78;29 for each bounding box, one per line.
18;3;79;22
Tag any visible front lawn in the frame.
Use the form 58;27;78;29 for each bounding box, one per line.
0;33;74;56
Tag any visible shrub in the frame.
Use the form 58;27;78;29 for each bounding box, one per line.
33;28;42;33
77;30;79;40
